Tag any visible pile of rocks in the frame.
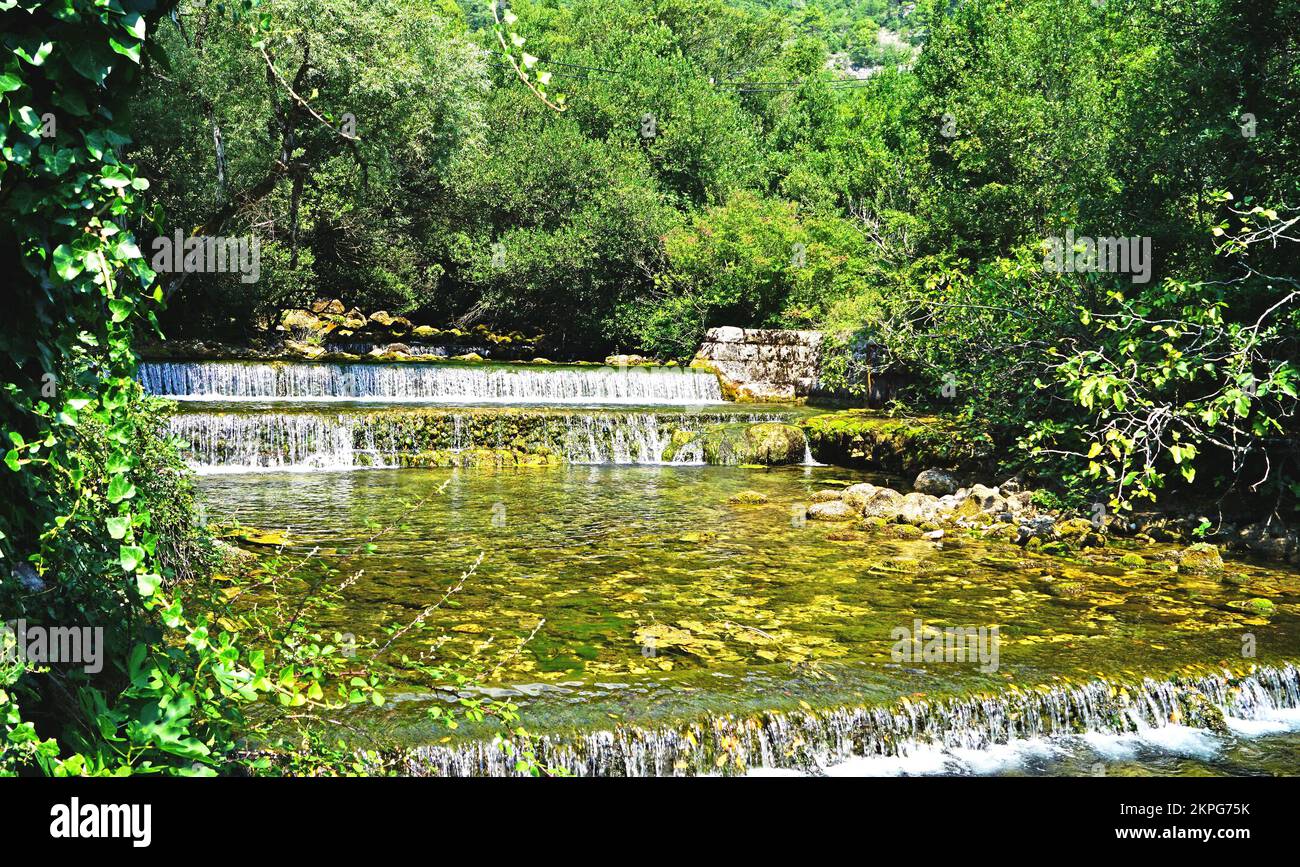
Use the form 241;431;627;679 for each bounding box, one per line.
801;467;1300;571
274;299;541;361
804;469;1105;553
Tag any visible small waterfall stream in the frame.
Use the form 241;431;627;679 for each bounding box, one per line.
140;360;724;404
403;665;1300;777
168;408;795;471
143;358;803;471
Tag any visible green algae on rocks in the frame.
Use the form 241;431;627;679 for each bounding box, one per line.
799;409;994;473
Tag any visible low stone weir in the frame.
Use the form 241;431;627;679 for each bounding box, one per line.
140;360;724;404
170;407;798;471
402;664;1300;777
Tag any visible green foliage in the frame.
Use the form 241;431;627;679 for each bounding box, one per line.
1030;201;1300;510
1;0;542;778
1;0;206;775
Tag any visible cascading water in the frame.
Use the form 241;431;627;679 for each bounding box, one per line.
403;665;1300;777
168;408;796;471
140;360;724;404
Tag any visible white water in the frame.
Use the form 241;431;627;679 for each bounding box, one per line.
169;409;793;472
404;664;1300;777
140;360;724;405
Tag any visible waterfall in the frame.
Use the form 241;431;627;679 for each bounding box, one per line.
140;360;724;404
170;409;794;471
401;664;1300;777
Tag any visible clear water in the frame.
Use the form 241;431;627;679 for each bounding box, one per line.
198;464;1300;775
153;357;1300;776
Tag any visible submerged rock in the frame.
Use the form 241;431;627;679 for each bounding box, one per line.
810;489;844;503
1245;598;1276;616
728;490;770;505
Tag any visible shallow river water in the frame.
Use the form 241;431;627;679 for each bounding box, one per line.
198;463;1300;776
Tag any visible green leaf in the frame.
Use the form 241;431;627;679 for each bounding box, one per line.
106;475;136;503
136;572;162;598
106;516;130;540
52;244;82;281
12;40;53;67
119;545;145;572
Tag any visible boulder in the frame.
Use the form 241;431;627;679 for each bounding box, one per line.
934;494;963;514
1017;516;1057;544
914;468;959;496
728;490;769;505
807;500;855;522
745;422;807;464
310;298;345;315
12;563;45;593
841;483;879;512
1176;543;1224;575
967;484;1003;511
280;308;325;332
810;489;844;503
284;339;325;358
368;310;395;327
606;354;651;366
899;492;941;524
858;488;905;520
1057;517;1105;548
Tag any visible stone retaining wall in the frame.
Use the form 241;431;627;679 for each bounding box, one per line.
691;327;823;401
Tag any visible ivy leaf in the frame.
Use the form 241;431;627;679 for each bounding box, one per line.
122;12;147;40
136;572;162;598
52;244;82;280
108;37;142;64
106;474;136;503
106;516;130;540
119;544;146;572
12;40;54;67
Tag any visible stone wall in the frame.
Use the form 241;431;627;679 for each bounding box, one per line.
691;327;823;401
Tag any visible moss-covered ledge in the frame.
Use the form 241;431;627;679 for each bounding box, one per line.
799;409;995;474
